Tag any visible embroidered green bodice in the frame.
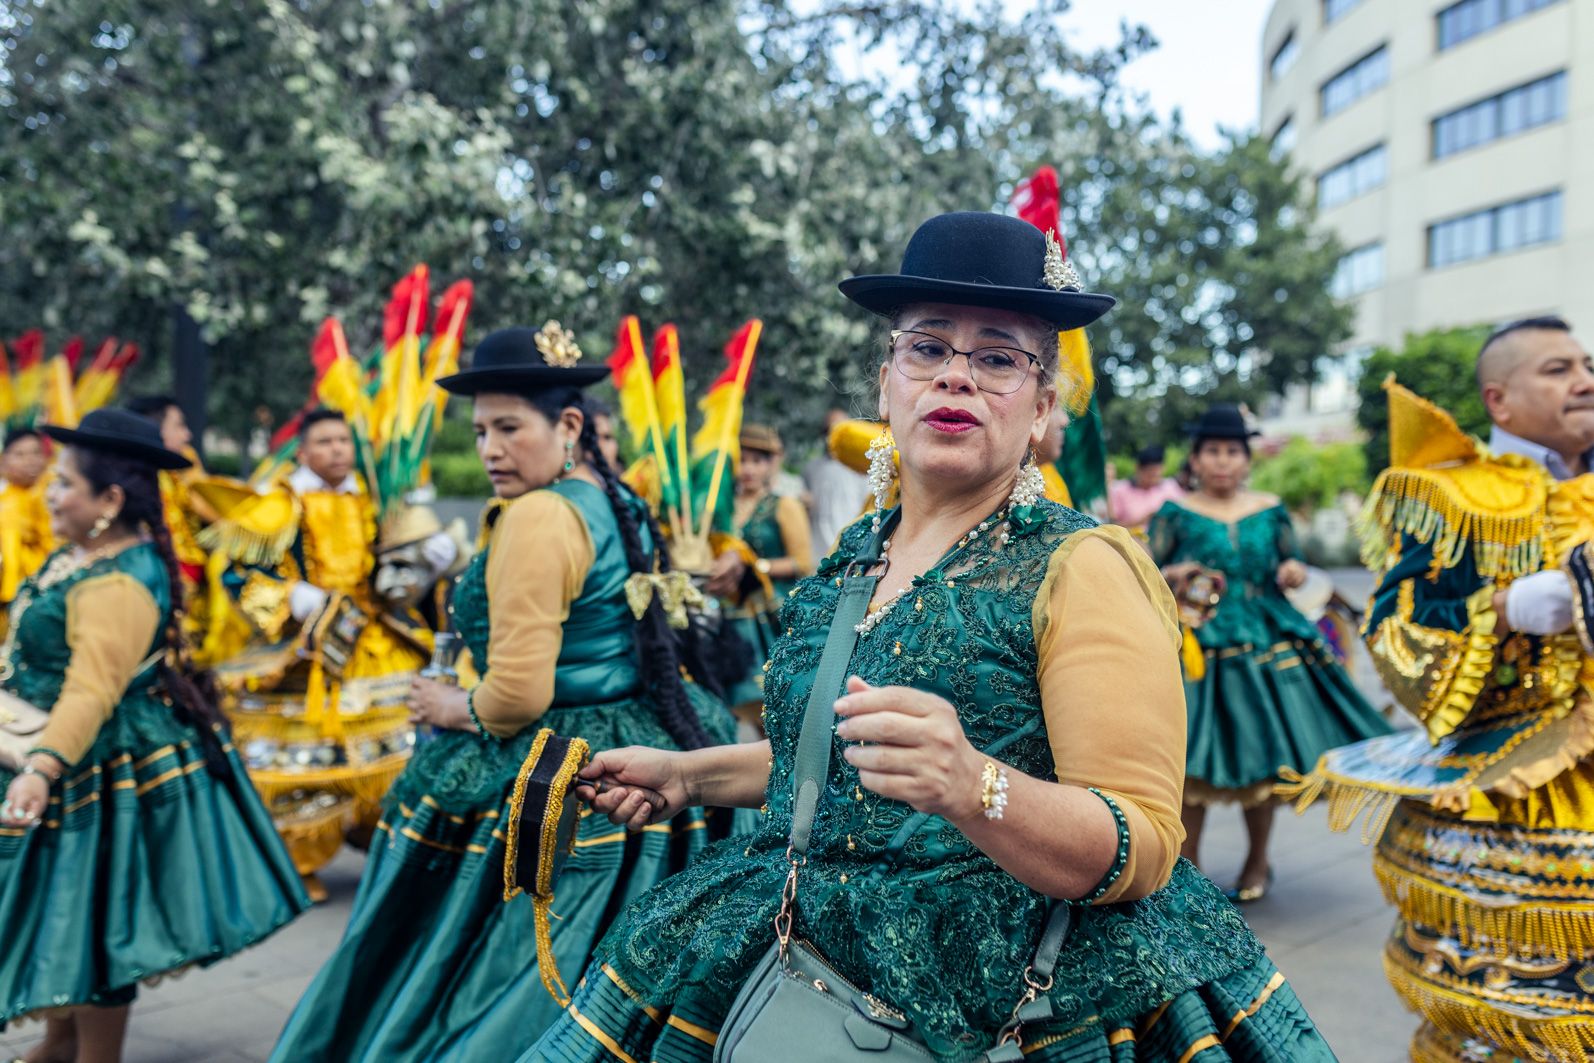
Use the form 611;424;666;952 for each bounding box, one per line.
600;503;1262;1059
455;479;652;709
1147;501;1308;649
3;544;181;763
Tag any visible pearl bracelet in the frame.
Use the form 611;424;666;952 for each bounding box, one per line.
980;760;1009;820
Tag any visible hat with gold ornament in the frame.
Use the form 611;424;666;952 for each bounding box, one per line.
839;212;1115;330
439;322;607;394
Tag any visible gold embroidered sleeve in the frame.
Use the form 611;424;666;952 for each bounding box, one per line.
1367;584;1497;742
1034;526;1186;903
773;494;815;577
34;573;162;766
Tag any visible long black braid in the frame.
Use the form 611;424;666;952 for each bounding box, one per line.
520;388;717;751
75;448;234;779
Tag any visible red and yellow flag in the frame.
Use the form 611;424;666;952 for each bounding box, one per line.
691;319;761;535
651;323;693;515
607;315;675;503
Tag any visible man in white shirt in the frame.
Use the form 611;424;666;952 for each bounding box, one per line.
801;408;868;557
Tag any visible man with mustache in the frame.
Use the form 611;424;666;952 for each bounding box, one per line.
1287;317;1594;1061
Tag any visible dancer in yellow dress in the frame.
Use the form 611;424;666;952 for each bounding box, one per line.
0;427;55;620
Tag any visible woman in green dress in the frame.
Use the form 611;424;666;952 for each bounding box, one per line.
1147;404;1390;902
0;409;306;1063
519;212;1334;1062
719;423;814;718
267;326;736;1063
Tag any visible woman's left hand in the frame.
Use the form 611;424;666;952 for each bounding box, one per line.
834;676;984;821
1276;559;1308;590
0;771;49;828
408;677;473;732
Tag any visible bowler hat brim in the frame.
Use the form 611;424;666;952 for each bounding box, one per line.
839;275;1116;332
42;424;192;470
438;365;609;396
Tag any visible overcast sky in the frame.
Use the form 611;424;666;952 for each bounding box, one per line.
1040;0;1276;147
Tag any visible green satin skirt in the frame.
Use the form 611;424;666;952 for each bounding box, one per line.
1185;601;1390;803
0;716;308;1024
269;686;738;1063
521;950;1334;1062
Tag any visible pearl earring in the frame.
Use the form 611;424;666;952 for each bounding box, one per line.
1009;449;1046;510
866;430;897;533
89;513;114;540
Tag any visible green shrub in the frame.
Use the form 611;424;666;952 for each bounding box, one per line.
1251;438;1369;512
430;411;488;497
431;449;490;498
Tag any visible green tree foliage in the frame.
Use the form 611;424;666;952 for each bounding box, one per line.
1354;325;1491;474
1096;132;1353;450
1;0;1347;451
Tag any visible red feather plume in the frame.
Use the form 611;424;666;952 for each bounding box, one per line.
382;265;431;349
1013;165;1066;258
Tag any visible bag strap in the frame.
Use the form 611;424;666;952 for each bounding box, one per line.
788;524;887;855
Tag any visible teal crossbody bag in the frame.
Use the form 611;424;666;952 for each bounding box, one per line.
714;526;1073;1062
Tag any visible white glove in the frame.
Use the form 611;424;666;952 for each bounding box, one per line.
289;581;330;623
1504;571;1575;635
420;532;458;576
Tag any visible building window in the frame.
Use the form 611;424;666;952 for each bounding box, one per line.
1324;0;1364;23
1438;0;1561;51
1432;71;1568;158
1317;144;1387;209
1331;244;1384;298
1321;46;1389;117
1427;191;1562;268
1269;32;1300;81
1270;117;1297;160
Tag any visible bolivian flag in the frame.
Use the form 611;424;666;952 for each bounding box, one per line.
690;319;761;536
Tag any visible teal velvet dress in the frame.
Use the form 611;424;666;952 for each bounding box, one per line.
1146;502;1390;804
268;479;736;1063
726;492;796;708
0;544;307;1025
522;504;1335;1062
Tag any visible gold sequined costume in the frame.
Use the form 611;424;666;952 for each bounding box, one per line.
1283;379;1594;1062
199;471;432;892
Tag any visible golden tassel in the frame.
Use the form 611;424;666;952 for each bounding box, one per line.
303;658;327;729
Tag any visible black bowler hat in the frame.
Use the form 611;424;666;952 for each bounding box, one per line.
43;408;191;470
439;323;608;395
839;212;1116;330
1183;403;1259;441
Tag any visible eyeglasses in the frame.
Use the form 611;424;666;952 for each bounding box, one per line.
888;330;1041;395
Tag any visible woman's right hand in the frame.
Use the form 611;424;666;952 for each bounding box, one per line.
575;746;690;830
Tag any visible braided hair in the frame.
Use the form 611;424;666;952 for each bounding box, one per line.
74;448;233;778
518;387;717;751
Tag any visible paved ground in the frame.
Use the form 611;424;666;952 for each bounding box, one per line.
2;569;1421;1061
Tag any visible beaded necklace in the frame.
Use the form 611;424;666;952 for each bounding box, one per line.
854;505;1010;636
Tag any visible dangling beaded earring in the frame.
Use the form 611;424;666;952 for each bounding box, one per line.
1009;448;1046;510
88;512;114;540
562;439;575;475
866;430;897;533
